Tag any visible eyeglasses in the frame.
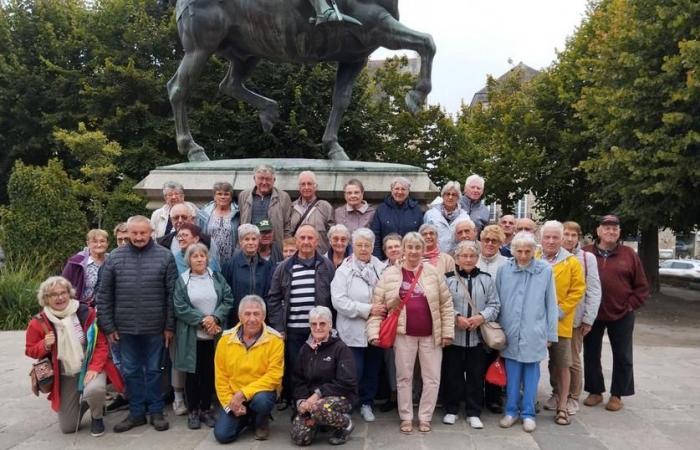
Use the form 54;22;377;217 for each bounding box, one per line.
482;238;500;244
116;237;129;243
171;215;191;221
46;290;69;300
443;192;459;197
164;192;183;199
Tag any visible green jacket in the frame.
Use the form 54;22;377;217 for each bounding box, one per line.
173;269;234;373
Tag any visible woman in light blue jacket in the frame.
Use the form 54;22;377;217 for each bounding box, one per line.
495;232;558;433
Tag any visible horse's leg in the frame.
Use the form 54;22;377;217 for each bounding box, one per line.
378;17;435;114
322;60;366;161
167;49;213;161
219;57;279;133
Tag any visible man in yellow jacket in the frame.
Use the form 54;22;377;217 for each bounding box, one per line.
213;295;284;443
539;221;585;426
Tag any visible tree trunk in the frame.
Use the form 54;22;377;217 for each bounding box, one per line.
637;226;660;294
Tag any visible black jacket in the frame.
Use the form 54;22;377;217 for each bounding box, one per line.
157;231;212;250
370;195;423;259
292;333;357;405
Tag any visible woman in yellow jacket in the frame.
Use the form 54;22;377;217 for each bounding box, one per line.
539;221;586;426
367;232;454;434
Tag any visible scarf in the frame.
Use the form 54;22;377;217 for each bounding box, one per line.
441;203;462;223
351;255;379;287
43;300;84;375
423;246;440;265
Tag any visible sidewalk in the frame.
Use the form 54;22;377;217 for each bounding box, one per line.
2;289;698;449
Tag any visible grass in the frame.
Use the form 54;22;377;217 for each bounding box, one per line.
0;256;53;330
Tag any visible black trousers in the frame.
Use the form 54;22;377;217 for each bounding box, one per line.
185;339;216;412
282;330;309;403
583;311;635;397
443;344;487;417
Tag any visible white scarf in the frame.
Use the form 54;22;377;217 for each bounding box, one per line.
43;300;84;375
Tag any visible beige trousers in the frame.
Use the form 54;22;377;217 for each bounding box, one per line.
394;334;442;422
550;326;584;400
57;373;106;434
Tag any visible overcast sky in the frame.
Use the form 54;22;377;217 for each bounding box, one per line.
371;0;590;114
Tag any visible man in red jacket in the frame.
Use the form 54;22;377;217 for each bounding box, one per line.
582;215;649;412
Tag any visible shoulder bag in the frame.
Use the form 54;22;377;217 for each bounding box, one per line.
375;266;422;349
455;274;506;350
30;316;54;396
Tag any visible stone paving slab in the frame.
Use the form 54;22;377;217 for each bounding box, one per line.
2;324;699;449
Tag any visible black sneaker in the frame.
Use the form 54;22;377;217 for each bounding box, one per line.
187;411;201;430
105;395;130;413
328;416;354;445
90;418;105;437
487;402;503;414
150;413;170;431
379;400;397;412
200;409;217;428
113;415;147;433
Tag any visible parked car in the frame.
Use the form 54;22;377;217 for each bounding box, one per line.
659;259;700;280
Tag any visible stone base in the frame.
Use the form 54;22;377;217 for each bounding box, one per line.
134;158;438;209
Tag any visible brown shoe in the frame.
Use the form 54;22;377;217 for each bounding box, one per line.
583;394;603;407
605;396;624;411
255;425;270;440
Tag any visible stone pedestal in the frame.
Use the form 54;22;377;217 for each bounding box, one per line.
134;158;438;209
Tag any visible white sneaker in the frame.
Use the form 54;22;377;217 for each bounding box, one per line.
360;404;375;422
467;416;483;429
172;400;187;416
442;413;457;425
499;415;517;428
566;397;579;415
543;394;559;411
522;418;536;432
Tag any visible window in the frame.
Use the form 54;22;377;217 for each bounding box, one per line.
515;196;528;219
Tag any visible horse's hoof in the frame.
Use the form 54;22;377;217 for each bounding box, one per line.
405;89;425;114
188;148;210;162
328;145;350;161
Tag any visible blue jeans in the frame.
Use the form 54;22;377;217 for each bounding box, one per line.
504;358;540;420
214;391;276;443
119;333;165;417
350;346;383;406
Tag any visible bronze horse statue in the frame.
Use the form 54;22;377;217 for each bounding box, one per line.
168;0;435;161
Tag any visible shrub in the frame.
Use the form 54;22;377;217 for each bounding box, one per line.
0;256;52;330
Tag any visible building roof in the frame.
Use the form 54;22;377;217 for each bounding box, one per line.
469;62;540;107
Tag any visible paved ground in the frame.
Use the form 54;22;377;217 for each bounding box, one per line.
1;284;699;449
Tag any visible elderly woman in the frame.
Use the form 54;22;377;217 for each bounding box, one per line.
198;181;241;264
443;241;500;429
25;276;124;437
367;232;454;434
419;223;456;275
334;179;376;234
175;223;220;274
370;177;424;259
477;225;509;279
221;224;274;327
291;306;358;446
61;229;109;306
327;224;352;268
331;228;386;422
453;217;477;245
382;233;403;267
496;232;558;433
290;171;334;254
151;181;198;238
424;181;470;253
113;222;129;248
174;243;234;430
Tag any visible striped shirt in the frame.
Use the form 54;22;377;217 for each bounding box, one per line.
287;259;316;330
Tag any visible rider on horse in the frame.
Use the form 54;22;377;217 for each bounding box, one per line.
309;0;362;26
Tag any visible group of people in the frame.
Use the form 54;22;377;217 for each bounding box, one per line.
25;164;650;444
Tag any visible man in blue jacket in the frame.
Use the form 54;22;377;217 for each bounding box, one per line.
370;177;423;259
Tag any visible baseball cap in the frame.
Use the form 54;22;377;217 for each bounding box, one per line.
256;219;273;232
599;214;620;226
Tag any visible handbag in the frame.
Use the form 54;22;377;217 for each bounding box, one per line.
29;317;54;396
375;266;422;349
485;356;507;387
455;273;506;350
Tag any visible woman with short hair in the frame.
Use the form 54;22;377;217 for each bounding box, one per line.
423;181;470;253
419;223;456;275
198;181;240;264
61;229;110;306
327;223;352;268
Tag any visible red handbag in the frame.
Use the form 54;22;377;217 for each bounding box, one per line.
485;356;507;387
375;266;422;349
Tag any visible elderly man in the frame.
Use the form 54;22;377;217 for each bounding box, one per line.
213;295;284;443
539;221;585;426
150;181;198;238
267;224;335;408
582;215;649;412
97;216;178;433
515;217;537;234
238;164;292;245
370;176;423;259
290;171;334;255
499;214;516;257
459;174;489;234
560;221;601;415
257;219;284;264
158;203;213;252
334;178;376;234
453;217;477;245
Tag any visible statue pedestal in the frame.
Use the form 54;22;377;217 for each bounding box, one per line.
134;158;438;209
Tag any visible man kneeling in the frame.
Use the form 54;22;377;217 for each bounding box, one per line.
213;295;284;443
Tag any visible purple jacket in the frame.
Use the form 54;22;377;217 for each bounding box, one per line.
62;249;89;303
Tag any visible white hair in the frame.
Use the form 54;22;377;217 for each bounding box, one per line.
328;223;350;240
465;174;485;188
170;202;196;218
238;295;267;317
441;181;462;197
308;306;333;327
352;227;375;246
540;220;564;239
126;215;153;230
298;170;317;185
238;224;261;240
390;176;411;190
254;164;275;176
511;231;537;250
162;181;184;195
454;240;481;257
453;217;476;233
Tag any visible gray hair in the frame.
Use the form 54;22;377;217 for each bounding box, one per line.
254;164;275;176
419;223;438;235
170;202;196;218
465;174;485;188
126;215;153;230
37;276;75;307
328;223;350;240
238;223;261;240
511;231;538;251
238;294;267;317
453;217;475;234
212;181;234;195
441;181;462;197
390;176;411;191
185;243;209;267
454;240;481;257
540;220;564;239
402;231;425;249
298;170;317;185
295;223;319;238
162;181;184;195
352;227;375;246
382;233;402;250
308;305;333;327
344;178;365;193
